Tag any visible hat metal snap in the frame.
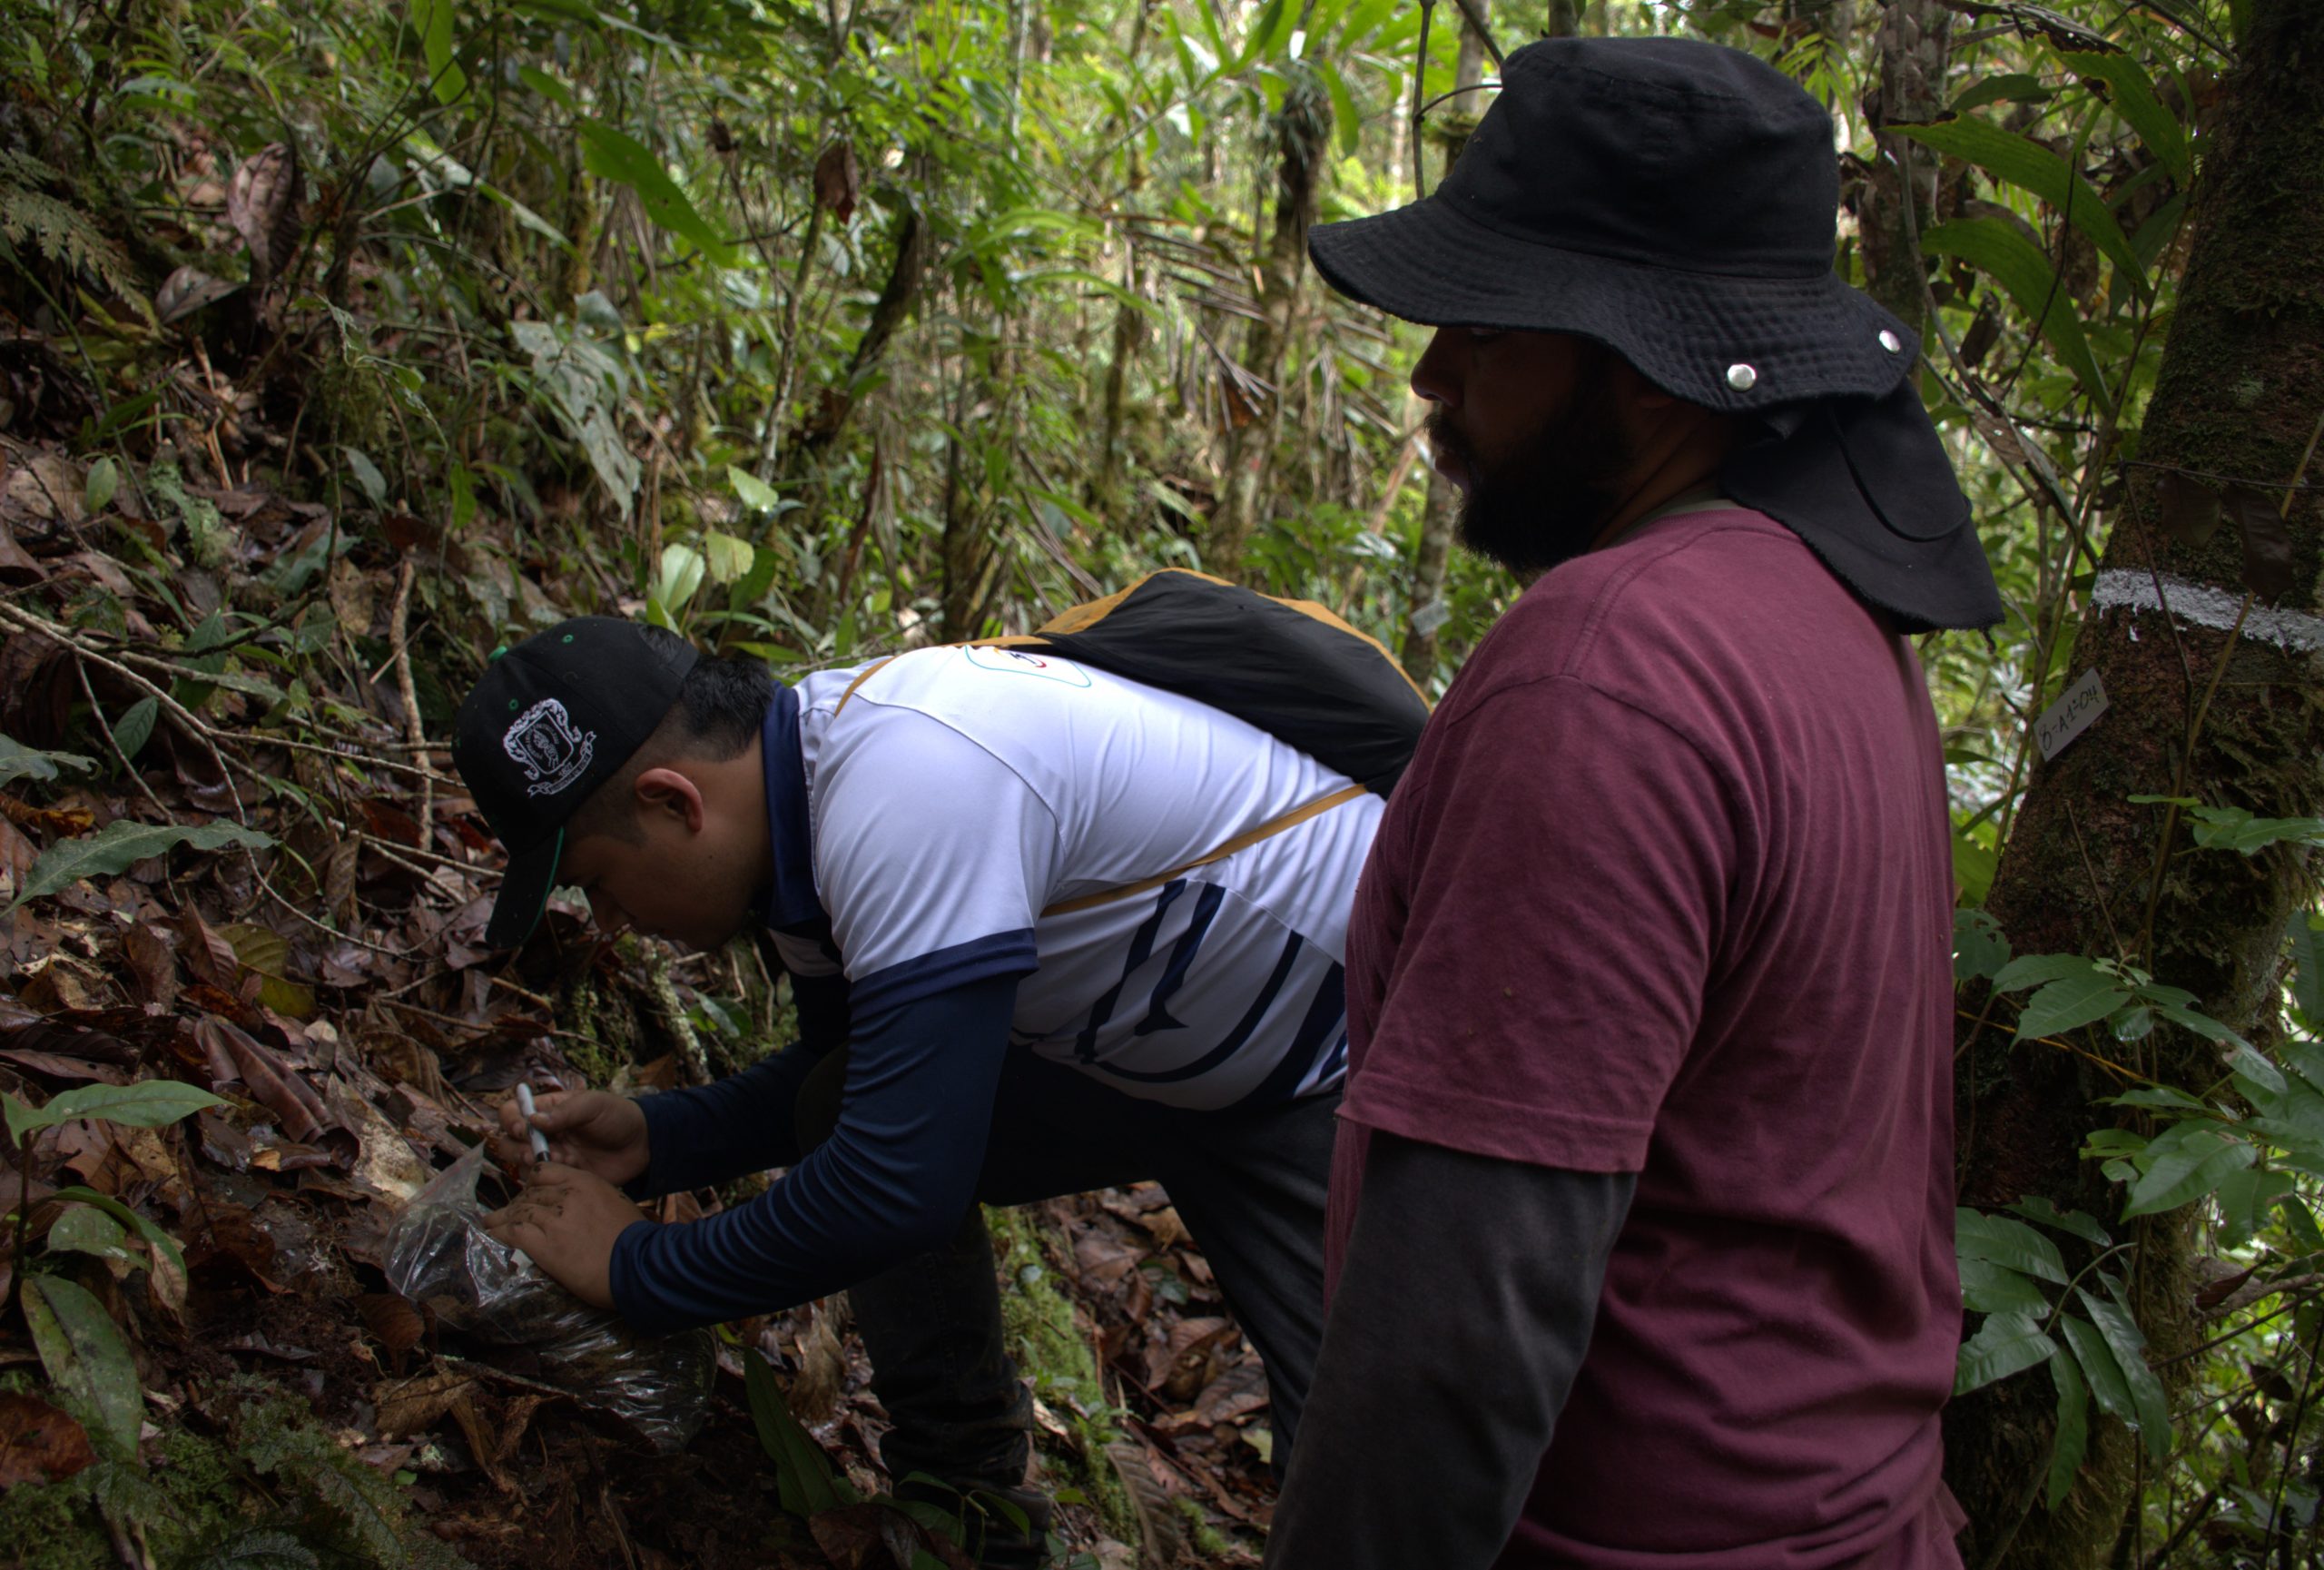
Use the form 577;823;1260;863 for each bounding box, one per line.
1879;330;1903;353
1725;363;1758;391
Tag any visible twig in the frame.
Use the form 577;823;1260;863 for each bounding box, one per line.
389;558;433;832
74;657;173;823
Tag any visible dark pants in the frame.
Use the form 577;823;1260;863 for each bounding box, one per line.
795;1048;1335;1494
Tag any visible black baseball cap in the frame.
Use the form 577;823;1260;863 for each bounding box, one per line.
451;617;700;949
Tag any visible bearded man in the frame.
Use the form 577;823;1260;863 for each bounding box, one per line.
1264;36;2003;1570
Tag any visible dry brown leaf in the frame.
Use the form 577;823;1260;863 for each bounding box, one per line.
0;1391;97;1486
227;143;303;291
376;1368;475;1439
123;922;180;1009
813;140;860;223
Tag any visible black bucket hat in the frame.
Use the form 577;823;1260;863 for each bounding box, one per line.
1310;35;2004;632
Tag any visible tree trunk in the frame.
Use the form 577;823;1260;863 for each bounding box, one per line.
1205;56;1330;584
1089;0;1157;520
1397;0;1500;686
1858;0;1948;336
1945;5;2324;1565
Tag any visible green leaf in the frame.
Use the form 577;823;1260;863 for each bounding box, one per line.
1953;74;2052;114
2045;1346;2088;1508
2015;973;2132;1041
2120;1125;2255;1219
112;696;157;761
2215;1167;2293;1250
1920;218;2111;409
341;447;389;508
1894;119;2146;292
1319;60;1360;157
728;465;784;514
2060;52;2191;184
1954;909;2010;982
2290;911;2324;1024
9;820;273;913
1991;953;2101;994
2077;1286;2171;1464
654;543;706;613
517;64;576;111
577;121;733;265
3;1090;40;1145
2182;804;2324;854
2057;1312;2134;1427
2005;1196;2111;1248
1953;1309;2057;1396
1960;1258;2050;1315
744;1349;852;1516
1956;1209;2069;1284
702;531;753;586
45;1204;133;1266
0;734;95;789
409;0;468;106
84;456;119;514
22;1275;142;1454
2228;1042;2289;1099
23;1080;224;1134
49;1186;186;1274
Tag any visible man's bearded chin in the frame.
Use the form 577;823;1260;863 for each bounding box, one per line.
1431;390;1636;578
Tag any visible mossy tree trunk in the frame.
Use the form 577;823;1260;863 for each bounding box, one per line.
1945;5;2324;1564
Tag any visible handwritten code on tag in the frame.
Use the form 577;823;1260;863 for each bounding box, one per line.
2034;668;2108;762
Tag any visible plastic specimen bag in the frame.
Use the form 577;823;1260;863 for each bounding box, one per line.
384;1141;714;1452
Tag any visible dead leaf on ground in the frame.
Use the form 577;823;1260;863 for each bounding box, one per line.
0;1391;97;1486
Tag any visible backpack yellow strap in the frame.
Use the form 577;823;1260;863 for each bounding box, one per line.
1039;782;1370;918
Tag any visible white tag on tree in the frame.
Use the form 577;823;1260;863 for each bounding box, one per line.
2034;668;2109;762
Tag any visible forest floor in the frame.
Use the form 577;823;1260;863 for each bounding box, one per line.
0;410;1281;1568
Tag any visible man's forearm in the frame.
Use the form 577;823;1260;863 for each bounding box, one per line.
1265;1133;1635;1570
630;1041;832;1198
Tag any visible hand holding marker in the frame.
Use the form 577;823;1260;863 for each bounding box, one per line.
517;1083;551;1164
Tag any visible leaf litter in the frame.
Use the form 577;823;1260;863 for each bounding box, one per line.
0;439;1278;1566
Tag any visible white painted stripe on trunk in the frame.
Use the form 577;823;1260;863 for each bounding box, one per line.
2090;569;2324;654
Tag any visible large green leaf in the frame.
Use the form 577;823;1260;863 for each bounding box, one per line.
22;1276;142;1455
12;1080;224;1139
1991;952;2102;994
44;1205;133;1267
744;1348;854;1517
1960;1258;2050;1315
1894;119;2146;292
2289;911;2324;1024
1953;1309;2057;1396
2004;1196;2111;1248
2120;1125;2254;1219
49;1186;187;1274
409;0;468;106
1955;1209;2069;1284
2045;1348;2088;1508
0;734;94;789
2060;52;2191;184
2015;972;2132;1041
9;820;273;913
577;121;733;265
2078;1286;2171;1464
2057;1312;2135;1427
1920;218;2111;409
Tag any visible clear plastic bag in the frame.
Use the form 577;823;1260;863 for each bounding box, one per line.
384;1141;714;1453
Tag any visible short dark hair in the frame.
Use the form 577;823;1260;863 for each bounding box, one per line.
566;628;774;847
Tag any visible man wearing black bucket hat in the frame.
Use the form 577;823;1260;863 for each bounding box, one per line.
1265;35;1997;1570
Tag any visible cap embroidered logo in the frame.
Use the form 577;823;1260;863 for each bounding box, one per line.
503;698;596;796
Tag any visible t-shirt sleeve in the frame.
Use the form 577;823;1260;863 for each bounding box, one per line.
1339;676;1737;1174
812;704;1059;1014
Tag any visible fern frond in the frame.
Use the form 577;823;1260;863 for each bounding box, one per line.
0;187;142;306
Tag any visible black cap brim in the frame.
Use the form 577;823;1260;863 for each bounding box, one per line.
1308;198;1915;411
484;826;562;950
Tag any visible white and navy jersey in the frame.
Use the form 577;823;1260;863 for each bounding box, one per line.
761;645;1381;1110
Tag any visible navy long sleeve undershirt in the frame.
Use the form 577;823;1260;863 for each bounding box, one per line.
606;973;1019;1335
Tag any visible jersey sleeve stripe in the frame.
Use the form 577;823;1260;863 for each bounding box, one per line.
1093;931;1304;1085
1238;960;1347;1106
850;929;1040;1014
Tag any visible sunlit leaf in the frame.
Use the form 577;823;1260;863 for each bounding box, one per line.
409;0;468;106
1895;118;2146;291
577;120;733;265
1920;217;2111;409
2060;51;2191;184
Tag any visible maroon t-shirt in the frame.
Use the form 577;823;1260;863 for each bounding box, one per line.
1333;508;1963;1568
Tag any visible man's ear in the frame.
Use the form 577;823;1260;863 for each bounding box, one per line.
633;767;707;833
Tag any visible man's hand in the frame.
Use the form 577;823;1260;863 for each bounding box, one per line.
493;1089;650;1186
481;1163;649;1310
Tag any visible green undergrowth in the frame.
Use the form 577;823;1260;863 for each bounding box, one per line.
0;1374;473;1570
984;1204;1139;1545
